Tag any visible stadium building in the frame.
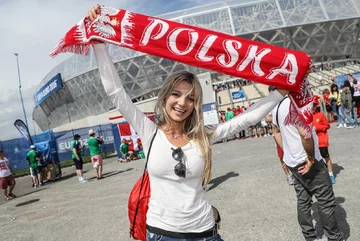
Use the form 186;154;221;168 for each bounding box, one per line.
33;0;360;131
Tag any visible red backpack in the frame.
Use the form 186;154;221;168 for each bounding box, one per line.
128;129;157;240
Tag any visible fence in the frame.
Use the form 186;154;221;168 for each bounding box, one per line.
1;125;116;171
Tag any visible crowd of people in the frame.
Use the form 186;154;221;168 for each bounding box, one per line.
213;78;251;92
321;74;359;128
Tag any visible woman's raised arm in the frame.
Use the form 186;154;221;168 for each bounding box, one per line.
93;43;156;143
208;90;286;143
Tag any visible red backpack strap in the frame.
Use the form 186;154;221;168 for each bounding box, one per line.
130;128;158;236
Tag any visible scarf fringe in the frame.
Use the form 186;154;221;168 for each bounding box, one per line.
285;102;312;139
50;39;91;57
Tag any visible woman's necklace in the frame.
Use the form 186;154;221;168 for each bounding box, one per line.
172;134;181;139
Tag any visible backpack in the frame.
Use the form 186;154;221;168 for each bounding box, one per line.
340;87;352;108
128;128;158;241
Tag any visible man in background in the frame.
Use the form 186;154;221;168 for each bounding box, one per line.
88;129;104;180
0;150;16;201
26;145;42;188
72;134;88;183
271;97;344;241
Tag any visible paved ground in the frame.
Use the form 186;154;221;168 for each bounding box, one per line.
0;123;359;241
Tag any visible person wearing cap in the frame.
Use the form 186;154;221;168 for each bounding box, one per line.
87;129;104;180
72;134;88;183
0;150;17;201
312;96;336;184
26;145;42;188
265;86;295;185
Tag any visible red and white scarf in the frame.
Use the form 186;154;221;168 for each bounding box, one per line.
51;5;313;137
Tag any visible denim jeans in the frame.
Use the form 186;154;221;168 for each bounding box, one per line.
344;107;355;126
351;101;358;125
336;105;345;125
146;231;224;241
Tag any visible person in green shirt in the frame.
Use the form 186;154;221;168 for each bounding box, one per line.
88;129;104;180
71;134;88;183
26;145;42;188
119;139;134;163
225;108;235;121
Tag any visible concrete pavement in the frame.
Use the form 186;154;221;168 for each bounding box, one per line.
0;124;358;241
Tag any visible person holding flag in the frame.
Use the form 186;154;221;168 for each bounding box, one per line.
51;4;313;240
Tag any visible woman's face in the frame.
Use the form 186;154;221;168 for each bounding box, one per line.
165;80;195;123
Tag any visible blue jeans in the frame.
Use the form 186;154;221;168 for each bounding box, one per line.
146;231;224;241
344;107;355;126
351;101;358;125
336;105;345;125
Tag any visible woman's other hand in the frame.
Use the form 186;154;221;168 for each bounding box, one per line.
86;4;101;21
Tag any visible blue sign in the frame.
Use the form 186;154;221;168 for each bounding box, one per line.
34;73;63;106
232;90;244;100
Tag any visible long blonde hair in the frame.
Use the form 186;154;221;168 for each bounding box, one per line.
155;71;212;186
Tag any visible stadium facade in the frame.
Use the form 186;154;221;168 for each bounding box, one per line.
33;0;360;131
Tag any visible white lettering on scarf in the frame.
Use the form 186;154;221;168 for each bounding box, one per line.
195;35;218;62
216;40;242;68
237;45;271;76
167;28;198;55
139;18;169;46
267;53;298;84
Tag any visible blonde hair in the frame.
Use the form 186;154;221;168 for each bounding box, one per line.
155;71;212;186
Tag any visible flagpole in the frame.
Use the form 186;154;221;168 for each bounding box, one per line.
14;53;29;128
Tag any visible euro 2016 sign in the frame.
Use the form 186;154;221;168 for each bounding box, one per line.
34;73;63;106
232;90;245;100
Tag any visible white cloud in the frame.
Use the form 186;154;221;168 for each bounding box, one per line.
0;0;218;141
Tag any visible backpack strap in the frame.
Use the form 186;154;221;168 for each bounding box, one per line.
131;127;158;236
143;128;158;171
275;97;288;130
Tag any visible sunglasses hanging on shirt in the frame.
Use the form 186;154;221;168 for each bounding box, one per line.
171;147;186;178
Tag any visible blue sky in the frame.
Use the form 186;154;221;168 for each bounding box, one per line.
0;0;219;140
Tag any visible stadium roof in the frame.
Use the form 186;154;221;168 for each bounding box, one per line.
39;0;360;90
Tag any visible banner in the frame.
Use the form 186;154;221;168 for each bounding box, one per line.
232;90;245;100
34;73;63;106
117;123;139;152
13;119;33;146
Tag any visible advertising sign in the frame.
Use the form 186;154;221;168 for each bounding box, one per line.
34;73;63;106
232;90;245;100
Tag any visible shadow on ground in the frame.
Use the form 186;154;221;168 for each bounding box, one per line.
312;196;350;240
332;164;344;177
15;198;40;207
87;168;134;181
207;171;239;191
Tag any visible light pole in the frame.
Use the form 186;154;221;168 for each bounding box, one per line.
14;53;29;128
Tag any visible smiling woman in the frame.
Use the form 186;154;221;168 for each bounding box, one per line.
88;4;289;240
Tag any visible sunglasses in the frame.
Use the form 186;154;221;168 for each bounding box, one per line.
171;147;186;178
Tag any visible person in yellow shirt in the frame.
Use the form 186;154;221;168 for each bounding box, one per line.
329;84;346;128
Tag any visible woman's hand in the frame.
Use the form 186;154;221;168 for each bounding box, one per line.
86;4;101;21
277;89;289;97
